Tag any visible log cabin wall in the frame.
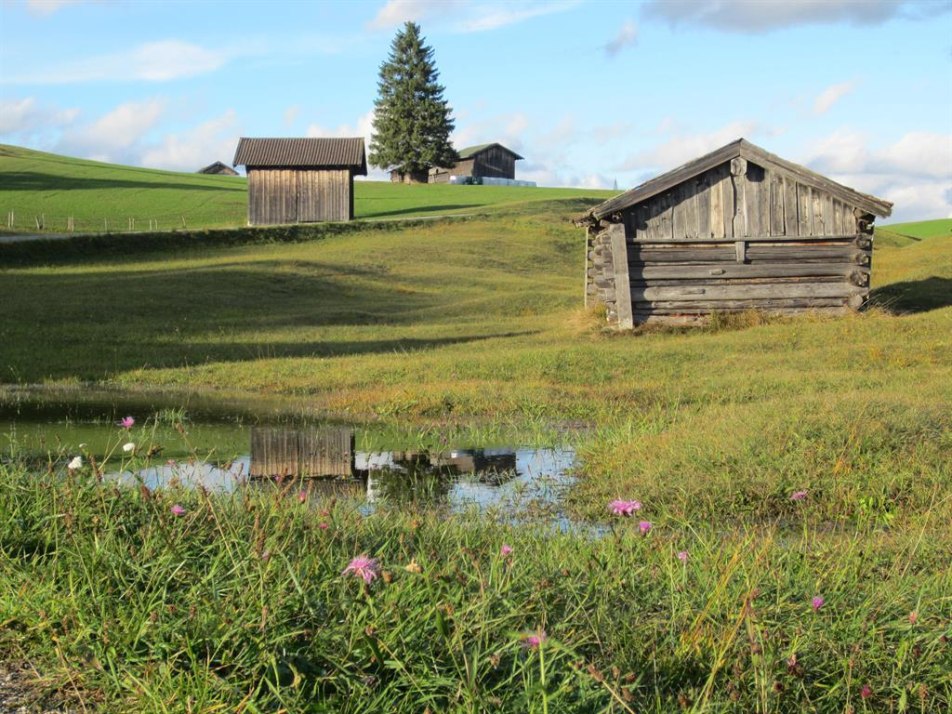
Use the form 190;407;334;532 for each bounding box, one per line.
247;168;353;224
585;157;878;327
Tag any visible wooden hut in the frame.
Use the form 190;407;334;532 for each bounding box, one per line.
429;143;523;183
577;139;893;327
197;161;239;176
233;137;367;225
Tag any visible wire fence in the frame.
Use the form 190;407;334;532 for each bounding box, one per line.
2;209;248;235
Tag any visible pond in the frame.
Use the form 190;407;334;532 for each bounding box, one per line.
0;397;577;522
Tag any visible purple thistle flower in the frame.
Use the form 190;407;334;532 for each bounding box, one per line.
521;630;547;649
609;499;642;516
120;416;135;430
342;555;379;584
790;490;808;501
170;504;186;517
677;550;688;563
639;520;652;535
811;596;825;612
501;544;513;557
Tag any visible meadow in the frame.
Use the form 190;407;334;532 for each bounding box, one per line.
0;149;950;712
0;144;614;233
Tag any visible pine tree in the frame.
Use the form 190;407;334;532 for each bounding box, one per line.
370;22;457;182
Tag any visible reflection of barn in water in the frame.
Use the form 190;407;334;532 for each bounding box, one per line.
363;449;519;505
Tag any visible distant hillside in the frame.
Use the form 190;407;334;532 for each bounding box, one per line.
0;144;615;234
876;218;952;248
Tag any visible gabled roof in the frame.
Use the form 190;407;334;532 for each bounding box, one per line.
457;143;524;161
197;161;238;175
581;138;892;223
233;137;367;175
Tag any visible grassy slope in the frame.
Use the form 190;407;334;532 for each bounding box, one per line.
0;144;614;232
875;218;952;247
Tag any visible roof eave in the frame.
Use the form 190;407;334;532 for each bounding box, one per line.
583;138;892;222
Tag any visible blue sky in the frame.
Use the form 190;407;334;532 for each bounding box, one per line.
1;0;950;221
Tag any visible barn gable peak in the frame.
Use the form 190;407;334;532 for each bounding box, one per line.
580;138;891;224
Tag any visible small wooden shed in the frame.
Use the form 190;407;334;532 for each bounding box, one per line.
233;137;367;225
429;143;523;183
577;139;893;327
197;161;239;176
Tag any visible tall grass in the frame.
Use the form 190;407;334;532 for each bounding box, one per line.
1;449;948;712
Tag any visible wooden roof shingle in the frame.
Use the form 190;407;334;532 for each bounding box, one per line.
233;137;367;174
579;138;892;223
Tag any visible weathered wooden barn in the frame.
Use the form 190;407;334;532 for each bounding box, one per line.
428;143;523;183
577;139;893;327
233;137;367;225
197;161;238;176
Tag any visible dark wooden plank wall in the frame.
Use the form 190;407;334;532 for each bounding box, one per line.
247;168;353;224
250;427;355;478
473;146;516;179
586;159;876;325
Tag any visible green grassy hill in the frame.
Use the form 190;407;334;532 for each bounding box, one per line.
875;218;952;247
0;144;615;233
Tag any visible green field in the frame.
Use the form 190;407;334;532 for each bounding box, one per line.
0;144;614;233
1;149;950;712
875;218;952;248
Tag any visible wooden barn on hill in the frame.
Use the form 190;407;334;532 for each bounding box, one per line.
577;139;893;327
428;143;523;183
197;161;239;176
233;137;367;225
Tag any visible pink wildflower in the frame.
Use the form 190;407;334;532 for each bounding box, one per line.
609;499;641;516
501;544;513;557
318;522;329;530
811;596;825;612
120;416;135;430
298;490;307;503
908;610;918;625
790;490;808;501
860;684;872;700
342;555;379;584
170;504;186;517
521;630;547;649
639;520;652;535
677;550;689;563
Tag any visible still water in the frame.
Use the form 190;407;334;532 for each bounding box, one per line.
1;404;576;518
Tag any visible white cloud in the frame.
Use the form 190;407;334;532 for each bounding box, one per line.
283;105;301;128
618;120;762;172
642;0;946;33
803;130;952;220
56;98;165;160
369;0;580;33
452;111;529;153
25;0;85;16
306;110;376;142
0;96;79;134
2;39;228;84
139;110;241;171
812;81;856;115
604;20;638;57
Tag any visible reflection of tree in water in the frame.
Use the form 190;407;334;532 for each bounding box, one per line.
369;449;518;506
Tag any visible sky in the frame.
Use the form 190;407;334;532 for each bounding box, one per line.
1;0;950;222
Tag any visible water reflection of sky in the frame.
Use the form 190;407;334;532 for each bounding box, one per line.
110;448;576;517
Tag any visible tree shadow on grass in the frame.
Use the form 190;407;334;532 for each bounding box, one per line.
1;171;244;193
360;204;481;219
869;277;952;314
